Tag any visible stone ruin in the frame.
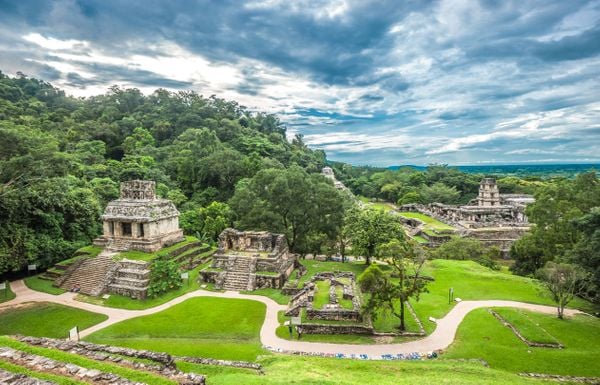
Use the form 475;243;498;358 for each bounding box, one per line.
57;180;185;299
321;166;348;190
286;272;362;322
200;228;296;291
399;178;534;256
94;180;184;252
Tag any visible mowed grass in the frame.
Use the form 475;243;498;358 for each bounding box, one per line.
86;297;267;361
24;275;66;295
444;309;600;377
117;236;200;262
398;211;455;231
493;307;560;345
0;302;107;338
409;259;594;333
0;281;16;303
178;355;546;385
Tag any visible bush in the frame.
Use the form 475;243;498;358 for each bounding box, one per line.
147;256;182;297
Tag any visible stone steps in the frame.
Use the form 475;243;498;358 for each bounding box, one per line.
59;253;115;296
107;259;150;299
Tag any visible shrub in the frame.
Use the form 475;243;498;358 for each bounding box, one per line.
147;256;182;297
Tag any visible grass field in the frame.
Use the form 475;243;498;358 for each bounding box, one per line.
117;236;201;262
86;297;267;361
177;355;545;385
24;275;66;295
0;302;107;338
493;307;560;345
0;281;16;303
409;259;593;333
398;211;455;231
444;309;600;377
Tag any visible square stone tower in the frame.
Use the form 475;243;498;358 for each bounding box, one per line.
477;178;501;207
93;180;184;252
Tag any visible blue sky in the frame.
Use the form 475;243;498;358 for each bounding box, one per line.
0;0;599;166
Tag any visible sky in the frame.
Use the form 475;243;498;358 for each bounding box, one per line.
0;0;599;166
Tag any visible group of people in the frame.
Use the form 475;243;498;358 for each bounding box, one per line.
69;284;81;293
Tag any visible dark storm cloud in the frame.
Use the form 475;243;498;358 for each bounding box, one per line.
0;0;598;165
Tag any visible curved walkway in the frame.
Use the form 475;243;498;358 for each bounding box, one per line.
0;280;582;358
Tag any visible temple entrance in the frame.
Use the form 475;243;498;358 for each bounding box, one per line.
138;223;144;238
122;222;132;237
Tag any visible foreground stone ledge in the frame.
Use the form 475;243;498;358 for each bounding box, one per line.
0;367;57;385
15;336;205;385
519;373;600;384
0;346;143;385
175;356;263;373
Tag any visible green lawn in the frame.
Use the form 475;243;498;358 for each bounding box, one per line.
0;302;107;338
409;259;594;334
70;245;103;259
24;275;66;295
86;297;267;361
398;211;455;231
313;280;330;309
178;355;545;385
117;236;201;262
0;336;175;385
241;287;290;305
297;259;372;286
444;309;600;377
0;281;16;303
493;307;560;345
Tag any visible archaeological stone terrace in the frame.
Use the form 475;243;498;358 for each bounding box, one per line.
400;178;534;256
200;228;296;291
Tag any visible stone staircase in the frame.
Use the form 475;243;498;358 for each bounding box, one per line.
221;257;255;291
59;251;116;296
107;239;131;252
107;259;150;299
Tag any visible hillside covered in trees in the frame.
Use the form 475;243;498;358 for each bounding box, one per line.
0;71;327;275
0;71;598;305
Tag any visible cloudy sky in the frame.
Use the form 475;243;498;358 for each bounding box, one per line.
1;0;599;166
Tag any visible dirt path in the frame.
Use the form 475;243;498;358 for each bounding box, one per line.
0;279;582;358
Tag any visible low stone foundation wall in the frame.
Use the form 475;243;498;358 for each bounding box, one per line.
298;324;374;335
176;356;262;372
488;310;563;348
16;336;206;384
306;308;362;322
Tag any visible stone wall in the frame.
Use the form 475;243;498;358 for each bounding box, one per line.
306;308;362;322
298;324;374;335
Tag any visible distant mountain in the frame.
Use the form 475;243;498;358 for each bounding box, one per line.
388;163;599;177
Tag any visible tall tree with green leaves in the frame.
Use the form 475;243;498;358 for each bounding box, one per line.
229;166;345;252
537;262;586;319
359;238;428;331
344;208;404;264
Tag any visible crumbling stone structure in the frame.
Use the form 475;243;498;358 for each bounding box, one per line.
400;178;534;256
200;229;295;291
94;180;184;252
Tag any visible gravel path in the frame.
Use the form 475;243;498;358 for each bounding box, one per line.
0;280;582;358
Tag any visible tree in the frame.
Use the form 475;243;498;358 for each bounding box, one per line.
568;208;600;303
432;237;500;270
229;166;345;252
537;262;586;319
344;208;404;264
419;182;460;204
359;238;428;331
